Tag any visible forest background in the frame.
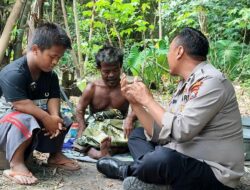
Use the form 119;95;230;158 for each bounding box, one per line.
0;0;249;97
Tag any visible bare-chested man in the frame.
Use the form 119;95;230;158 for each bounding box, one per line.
76;46;135;159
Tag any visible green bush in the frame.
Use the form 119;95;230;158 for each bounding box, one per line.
209;40;250;82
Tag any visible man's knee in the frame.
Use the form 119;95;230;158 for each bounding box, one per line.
129;128;145;141
156;147;178;165
139;147;178;172
129;147;178;184
128;128;145;148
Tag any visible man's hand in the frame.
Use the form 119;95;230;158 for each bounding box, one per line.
76;83;95;139
123;117;134;139
120;74;137;104
77;123;85;138
121;74;154;106
42;115;65;138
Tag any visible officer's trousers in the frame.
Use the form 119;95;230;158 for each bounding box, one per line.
126;128;234;190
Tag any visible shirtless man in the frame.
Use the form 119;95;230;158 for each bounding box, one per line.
76;46;135;159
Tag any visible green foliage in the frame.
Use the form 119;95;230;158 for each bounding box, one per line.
161;0;249;42
63;0;157;79
209;40;250;81
59;51;74;72
239;53;250;83
3;0;249;91
123;39;169;89
69;0;250;90
44;0;250;91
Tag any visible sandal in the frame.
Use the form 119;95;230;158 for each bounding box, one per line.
3;169;38;185
47;159;81;171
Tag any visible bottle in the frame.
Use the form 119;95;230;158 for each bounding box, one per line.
69;122;79;138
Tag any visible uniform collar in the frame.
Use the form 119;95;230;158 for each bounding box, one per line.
176;61;208;95
188;61;207;80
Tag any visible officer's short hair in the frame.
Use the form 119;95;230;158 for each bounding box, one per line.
29;23;71;51
95;46;123;68
175;27;209;61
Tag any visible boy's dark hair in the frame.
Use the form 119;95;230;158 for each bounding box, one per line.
175;27;209;61
95;46;123;68
29;23;71;50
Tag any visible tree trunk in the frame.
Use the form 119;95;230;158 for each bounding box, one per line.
14;0;32;59
60;0;81;79
83;0;96;68
198;6;208;36
0;3;14;34
37;0;44;20
105;23;113;46
27;0;45;44
51;0;55;22
73;0;84;76
88;0;96;44
0;0;25;64
112;22;123;48
150;14;157;40
158;0;162;39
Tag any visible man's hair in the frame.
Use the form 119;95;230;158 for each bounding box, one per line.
29;23;71;50
95;46;123;68
175;27;209;61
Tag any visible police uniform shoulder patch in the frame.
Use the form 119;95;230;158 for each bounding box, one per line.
189;81;203;100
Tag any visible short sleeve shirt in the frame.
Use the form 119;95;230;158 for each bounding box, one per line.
0;56;60;103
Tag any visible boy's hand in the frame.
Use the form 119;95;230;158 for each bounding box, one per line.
42;115;65;138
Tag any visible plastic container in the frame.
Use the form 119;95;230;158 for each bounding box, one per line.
69;122;79;138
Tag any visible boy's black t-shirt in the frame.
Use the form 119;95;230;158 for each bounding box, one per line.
0;56;60;102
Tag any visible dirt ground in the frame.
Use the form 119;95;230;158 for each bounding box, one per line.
0;161;122;190
0;84;249;190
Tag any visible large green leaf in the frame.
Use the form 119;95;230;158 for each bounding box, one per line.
209;40;249;80
124;40;170;88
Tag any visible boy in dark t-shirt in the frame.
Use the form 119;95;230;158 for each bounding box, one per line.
0;23;80;185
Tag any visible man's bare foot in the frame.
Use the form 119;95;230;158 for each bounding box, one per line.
48;152;80;171
4;163;38;185
87;137;111;159
100;137;111;156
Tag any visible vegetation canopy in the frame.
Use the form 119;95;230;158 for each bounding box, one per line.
0;0;249;95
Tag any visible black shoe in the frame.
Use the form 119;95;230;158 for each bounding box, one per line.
96;157;129;179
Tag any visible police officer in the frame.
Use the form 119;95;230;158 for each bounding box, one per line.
97;27;244;190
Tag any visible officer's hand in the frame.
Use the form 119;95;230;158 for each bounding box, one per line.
122;78;153;106
121;74;138;104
